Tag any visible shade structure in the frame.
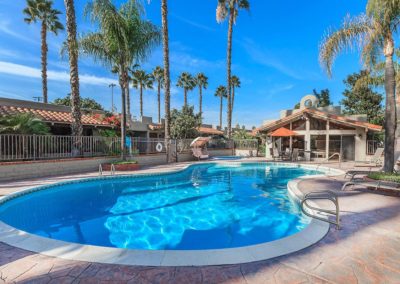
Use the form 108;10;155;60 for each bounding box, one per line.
190;137;210;147
269;127;297;137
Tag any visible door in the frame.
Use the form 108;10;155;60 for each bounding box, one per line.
341;135;355;161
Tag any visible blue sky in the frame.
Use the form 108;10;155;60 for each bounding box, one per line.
0;0;369;128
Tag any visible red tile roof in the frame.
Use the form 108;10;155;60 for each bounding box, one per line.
0;105;112;127
198;126;224;135
258;108;382;132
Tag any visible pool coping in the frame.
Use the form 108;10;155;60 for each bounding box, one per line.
0;161;345;266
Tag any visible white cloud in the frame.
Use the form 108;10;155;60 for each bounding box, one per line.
0;19;36;43
0;61;118;86
170;13;216;32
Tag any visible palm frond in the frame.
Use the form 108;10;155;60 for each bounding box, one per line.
319;14;374;77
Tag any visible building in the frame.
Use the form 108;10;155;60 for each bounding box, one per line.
0;97;223;139
257;94;382;161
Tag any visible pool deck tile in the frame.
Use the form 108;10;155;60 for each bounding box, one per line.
0;160;400;283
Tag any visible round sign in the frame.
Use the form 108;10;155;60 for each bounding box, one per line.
156;142;163;152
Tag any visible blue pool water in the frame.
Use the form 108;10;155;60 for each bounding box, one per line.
212;156;243;160
0;163;322;250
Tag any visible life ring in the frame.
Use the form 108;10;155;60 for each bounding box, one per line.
156;142;163;152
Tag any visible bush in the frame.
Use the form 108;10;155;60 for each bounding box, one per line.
368;172;400;183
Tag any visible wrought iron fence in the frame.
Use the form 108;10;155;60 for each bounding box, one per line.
0;134;121;161
0;134;258;162
367;140;381;155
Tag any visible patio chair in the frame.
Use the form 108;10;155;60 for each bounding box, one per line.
192;147;209;160
354;148;384;167
291;148;299;162
272;148;282;161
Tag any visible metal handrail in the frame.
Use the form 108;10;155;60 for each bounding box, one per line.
99;164;103;176
110;164;116;176
301;190;340;229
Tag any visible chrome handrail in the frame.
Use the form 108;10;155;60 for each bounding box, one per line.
99;164;103;176
301;190;340;229
110;164;116;176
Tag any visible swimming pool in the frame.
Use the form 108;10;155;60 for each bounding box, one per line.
211;156;243;160
0;163;323;251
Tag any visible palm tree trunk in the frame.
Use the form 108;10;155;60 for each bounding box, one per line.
219;96;223;129
199;86;203;118
395;82;400;164
64;0;82;137
383;36;396;172
226;11;234;138
41;21;48;103
161;0;171;163
126;85;131;121
231;86;235;118
119;70;127;161
140;84;143;117
184;88;187;107
157;81;161;123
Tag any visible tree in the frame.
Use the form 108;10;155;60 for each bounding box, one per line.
341;70;384;125
294;102;300;109
131;70;153;118
216;0;250;138
152;66;164;123
63;0;82;137
194;73;208;119
23;0;64;104
232;128;252;139
176;72;195;107
230;75;241;115
215;85;228;129
78;0;160;160
319;0;399;172
0;113;50;135
53;95;104;110
313;89;332;107
170;105;201;139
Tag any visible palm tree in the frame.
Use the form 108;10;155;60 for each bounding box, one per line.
216;0;250;138
319;1;399;172
152;66;164;123
63;0;82;137
195;73;208;118
78;0;160;160
176;72;195;107
131;70;154;118
23;0;64;104
215;85;227;130
230;75;240;116
0;113;50;134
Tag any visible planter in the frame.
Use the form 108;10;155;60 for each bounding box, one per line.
102;163;140;171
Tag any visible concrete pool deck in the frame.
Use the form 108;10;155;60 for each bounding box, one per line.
0;160;400;283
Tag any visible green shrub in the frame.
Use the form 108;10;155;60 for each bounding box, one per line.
367;172;400;183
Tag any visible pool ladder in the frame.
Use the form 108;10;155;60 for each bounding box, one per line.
99;164;116;176
301;190;340;229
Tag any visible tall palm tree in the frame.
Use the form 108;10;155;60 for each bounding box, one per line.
215;85;227;130
195;73;208;118
78;0;160;160
230;75;240;116
23;0;64;104
152;66;164;123
63;0;82;136
131;70;154;118
176;72;195;107
319;0;399;172
216;0;250;138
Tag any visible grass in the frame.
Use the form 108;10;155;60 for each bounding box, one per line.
367;172;400;183
113;160;138;165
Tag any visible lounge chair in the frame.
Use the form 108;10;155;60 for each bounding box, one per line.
192;147;209;160
272;148;282;161
344;169;380;180
354;147;384;167
341;179;400;192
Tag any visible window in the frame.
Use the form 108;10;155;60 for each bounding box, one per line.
329;122;355;130
310;117;326;130
292;119;306;130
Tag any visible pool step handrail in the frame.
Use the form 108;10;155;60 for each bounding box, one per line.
301;190;340;229
110;164;116;176
99;164;103;176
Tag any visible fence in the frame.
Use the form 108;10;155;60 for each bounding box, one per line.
0;134;258;162
367;140;381;155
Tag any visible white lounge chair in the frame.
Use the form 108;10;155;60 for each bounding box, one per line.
354;147;384;167
190;137;210;160
192;147;209;160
